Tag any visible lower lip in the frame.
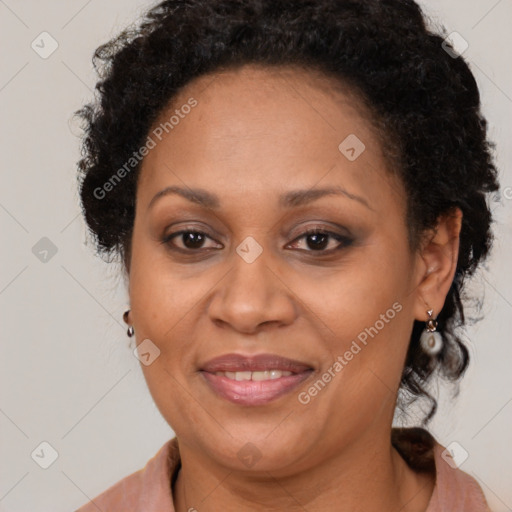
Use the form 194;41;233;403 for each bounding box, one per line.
201;371;313;406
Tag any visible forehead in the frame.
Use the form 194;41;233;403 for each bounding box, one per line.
137;64;404;214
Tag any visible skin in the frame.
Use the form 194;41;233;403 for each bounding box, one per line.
125;64;462;511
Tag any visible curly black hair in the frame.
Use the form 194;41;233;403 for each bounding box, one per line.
76;0;499;424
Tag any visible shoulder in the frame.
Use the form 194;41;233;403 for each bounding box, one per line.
429;441;492;512
392;427;492;512
74;438;180;512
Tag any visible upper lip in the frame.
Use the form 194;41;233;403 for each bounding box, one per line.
201;353;313;373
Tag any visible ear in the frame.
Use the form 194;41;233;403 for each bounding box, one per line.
412;207;463;321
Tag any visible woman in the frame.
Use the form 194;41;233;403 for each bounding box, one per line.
75;0;498;510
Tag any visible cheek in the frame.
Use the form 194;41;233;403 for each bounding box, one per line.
301;241;414;403
305;241;411;347
128;231;205;339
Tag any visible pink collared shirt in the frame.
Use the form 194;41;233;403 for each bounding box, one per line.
75;428;492;511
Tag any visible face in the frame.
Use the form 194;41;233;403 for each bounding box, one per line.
128;64;426;475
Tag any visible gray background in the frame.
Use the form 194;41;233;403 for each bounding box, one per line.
0;0;511;510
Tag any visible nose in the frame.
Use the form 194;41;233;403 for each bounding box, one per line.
207;246;298;334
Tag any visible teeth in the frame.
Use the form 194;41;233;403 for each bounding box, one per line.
214;370;292;381
252;371;270;381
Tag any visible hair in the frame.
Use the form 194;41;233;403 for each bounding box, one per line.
76;0;499;424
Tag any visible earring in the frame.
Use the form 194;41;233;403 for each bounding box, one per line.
420;309;442;356
123;309;135;338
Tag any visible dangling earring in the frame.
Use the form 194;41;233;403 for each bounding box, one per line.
420;309;442;355
123;309;135;338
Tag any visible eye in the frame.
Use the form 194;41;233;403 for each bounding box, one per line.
162;229;222;251
161;227;352;254
286;228;352;253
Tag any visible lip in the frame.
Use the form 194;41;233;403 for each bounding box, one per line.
200;353;314;406
201;353;313;373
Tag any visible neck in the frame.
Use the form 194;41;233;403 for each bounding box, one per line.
172;427;434;512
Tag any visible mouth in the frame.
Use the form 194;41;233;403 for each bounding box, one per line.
200;353;314;406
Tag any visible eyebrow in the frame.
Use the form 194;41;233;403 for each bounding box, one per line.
148;185;372;211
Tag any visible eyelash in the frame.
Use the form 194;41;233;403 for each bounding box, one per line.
161;227;353;255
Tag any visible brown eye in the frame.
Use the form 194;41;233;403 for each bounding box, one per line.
287;229;353;253
162;230;222;251
304;232;329;250
180;231;206;249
